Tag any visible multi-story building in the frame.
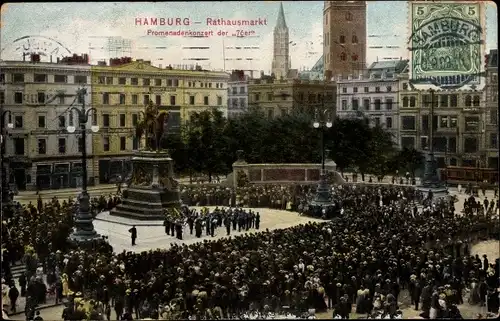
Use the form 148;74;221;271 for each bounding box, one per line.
323;0;367;80
227;70;249;119
336;60;409;147
248;76;336;119
484;49;498;169
398;75;486;168
90;58;229;183
0;54;93;191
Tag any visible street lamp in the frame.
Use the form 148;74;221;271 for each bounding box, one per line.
1;109;14;208
65;87;102;245
309;109;335;219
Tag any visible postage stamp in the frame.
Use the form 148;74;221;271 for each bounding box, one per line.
0;35;72;62
408;1;486;88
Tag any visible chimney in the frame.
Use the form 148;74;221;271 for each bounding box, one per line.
57;57;60;63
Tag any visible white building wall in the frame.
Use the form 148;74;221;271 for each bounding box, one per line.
227;80;249;118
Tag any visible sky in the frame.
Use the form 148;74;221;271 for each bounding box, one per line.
0;1;497;74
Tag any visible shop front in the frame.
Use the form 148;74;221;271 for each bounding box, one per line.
70;162;83;188
36;164;52;190
99;158;132;184
52;163;70;189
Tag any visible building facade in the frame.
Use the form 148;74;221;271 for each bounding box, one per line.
398;75;487;168
0;56;93;191
336;60;409;147
248;77;336;119
323;0;367;80
90;59;229;183
227;70;249;119
271;2;291;80
484;49;498;169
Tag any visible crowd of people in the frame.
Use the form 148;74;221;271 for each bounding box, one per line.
1;182;499;320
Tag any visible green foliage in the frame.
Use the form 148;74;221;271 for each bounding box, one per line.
392;147;425;176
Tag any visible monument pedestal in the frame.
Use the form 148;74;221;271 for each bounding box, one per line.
110;151;182;221
416;151;449;202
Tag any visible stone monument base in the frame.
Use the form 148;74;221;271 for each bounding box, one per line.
415;185;450;202
109;150;182;221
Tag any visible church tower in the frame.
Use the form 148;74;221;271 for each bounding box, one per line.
272;2;290;79
323;1;366;80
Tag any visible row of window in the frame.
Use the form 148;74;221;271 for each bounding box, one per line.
229;98;247;108
10;136;140;156
1;73;88;84
7;91;84;105
341;98;394;111
341;86;392;94
400;94;481;108
9;113;138;129
229;86;246;95
399;115;490;131
400;134;498;152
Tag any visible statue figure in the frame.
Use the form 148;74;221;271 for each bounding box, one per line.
236;170;249;187
135;100;170;151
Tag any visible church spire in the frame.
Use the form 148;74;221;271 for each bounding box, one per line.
275;2;287;29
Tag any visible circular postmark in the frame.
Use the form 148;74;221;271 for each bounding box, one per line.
0;35;72;62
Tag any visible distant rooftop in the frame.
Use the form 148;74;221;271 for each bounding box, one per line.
368;59;409;73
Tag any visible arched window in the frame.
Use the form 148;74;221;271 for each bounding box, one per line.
465;95;472;107
339;35;345;44
340;52;347;61
352;34;358;44
402;97;409;107
346;12;353;21
410;96;416;107
473;95;480;106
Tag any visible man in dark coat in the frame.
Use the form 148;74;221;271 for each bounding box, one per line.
195;219;202;238
224;217;231;236
175;223;183;240
128;225;137;246
163;219;170;235
412;279;422;311
255;213;260;230
9;284;19;313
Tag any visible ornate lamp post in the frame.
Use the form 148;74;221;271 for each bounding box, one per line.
66;87;102;244
1;108;14;208
308;109;335;218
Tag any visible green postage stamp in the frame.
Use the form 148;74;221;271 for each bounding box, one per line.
409;1;485;88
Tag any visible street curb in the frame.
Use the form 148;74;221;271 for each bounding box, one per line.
8;302;63;316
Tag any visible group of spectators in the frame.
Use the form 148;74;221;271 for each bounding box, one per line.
1;182;499;320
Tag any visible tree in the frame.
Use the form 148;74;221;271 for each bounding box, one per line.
394;147;425;177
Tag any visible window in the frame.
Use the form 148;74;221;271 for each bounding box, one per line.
255;93;260;101
59;95;65;104
132;94;138;105
37;92;45;104
239;98;246;108
156;95;161;105
440;95;448;107
465;95;472;107
132;137;139;150
410;96;416;107
78;137;83;153
422;94;432;107
54;75;67;83
232;87;237;95
0;92;4;104
105;77;113;85
217;96;222;105
341;100;348;110
98;76;105;84
386;98;393;110
342;87;347;93
189;96;195;105
119;77;126;85
473;95;480;107
167;79;173;87
58;115;66;128
38;139;46;154
13;138;24;155
103;137;110;151
72;75;87;85
144;95;150;105
363;87;369;93
490;110;498;124
403;83;408;90
352;34;358;44
232;98;238;107
450;94;458;107
363;99;370;111
13;73;24;83
34;74;47;82
489;133;498;149
339;35;345;43
386;117;393;128
375;87;380;93
14;115;23;128
58;138;66;154
340;52;346;61
450;116;457;128
352;87;358;93
155;79;162;86
374;117;381;126
173;79;179;87
464;137;478;153
131;78;139;85
465;116;479;131
421;115;429;132
421;137;429;150
38;115;46;128
103;93;109;104
132;114;138;126
267;93;273;101
352;99;359;110
170;96;176;105
401;136;415;149
14;92;23;104
386;86;392;92
143;78;150;86
119;114;126;127
188;81;192;87
346;12;353;21
204;96;209;105
102;114;110;127
267;108;274;118
401;116;416;130
439;116;448;128
120;137;126;151
448;137;457;153
119;94;126;105
374;99;381;110
240;87;245;94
